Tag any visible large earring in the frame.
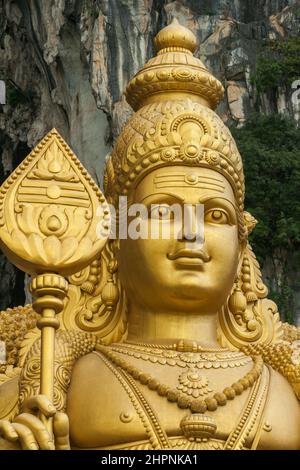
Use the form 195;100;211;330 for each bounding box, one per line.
228;280;247;319
240;255;257;302
101;244;119;311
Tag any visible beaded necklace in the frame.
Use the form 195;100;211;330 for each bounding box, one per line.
96;343;264;440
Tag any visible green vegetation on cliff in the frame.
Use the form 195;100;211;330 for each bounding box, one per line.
252;37;300;92
232;114;300;323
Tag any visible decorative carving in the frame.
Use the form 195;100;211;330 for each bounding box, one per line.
105;102;245;218
180;413;217;441
0;305;37;373
241;341;300;400
217;243;282;349
62;243;127;343
0;128;110;276
19;331;98;413
223;366;270;450
95;343;264;424
177;370;213;399
110;343;252;369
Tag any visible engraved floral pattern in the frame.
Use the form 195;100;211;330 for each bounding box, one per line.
177;369;212;398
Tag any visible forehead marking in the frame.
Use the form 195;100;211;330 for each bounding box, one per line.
154;173;225;192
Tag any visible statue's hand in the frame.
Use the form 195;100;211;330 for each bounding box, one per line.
0;395;70;450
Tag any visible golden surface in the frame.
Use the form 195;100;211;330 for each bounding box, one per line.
0;19;300;450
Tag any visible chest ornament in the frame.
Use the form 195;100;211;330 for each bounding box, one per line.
177;370;212;398
110;342;252;370
96;343;263;441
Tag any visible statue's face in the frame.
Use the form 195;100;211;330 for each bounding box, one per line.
117;166;241;314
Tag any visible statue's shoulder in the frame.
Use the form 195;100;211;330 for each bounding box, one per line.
66;347;145;448
67;349;123;416
258;365;300;450
68;349;109;381
67;347;127;400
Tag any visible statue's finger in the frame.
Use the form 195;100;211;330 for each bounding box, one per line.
12;423;39;450
14;413;54;450
22;395;56;417
0;420;18;441
53;412;70;450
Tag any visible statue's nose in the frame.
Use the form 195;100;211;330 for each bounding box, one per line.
178;204;204;243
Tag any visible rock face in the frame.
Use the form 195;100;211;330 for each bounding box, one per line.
0;0;299;312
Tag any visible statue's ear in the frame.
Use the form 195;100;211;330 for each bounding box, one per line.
238;211;258;263
113;238;121;252
243;211;257;236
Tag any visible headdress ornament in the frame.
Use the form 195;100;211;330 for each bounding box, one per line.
104;19;244;214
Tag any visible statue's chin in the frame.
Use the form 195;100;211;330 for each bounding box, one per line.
122;276;230;313
133;288;226;314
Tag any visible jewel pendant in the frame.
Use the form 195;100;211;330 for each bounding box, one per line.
180;413;217;441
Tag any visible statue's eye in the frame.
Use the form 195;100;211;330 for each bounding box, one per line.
150;204;173;220
205;209;229;224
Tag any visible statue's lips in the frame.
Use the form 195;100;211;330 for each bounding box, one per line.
167;249;211;267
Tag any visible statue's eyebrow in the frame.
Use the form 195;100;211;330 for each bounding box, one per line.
139;192;185;204
200;195;238;212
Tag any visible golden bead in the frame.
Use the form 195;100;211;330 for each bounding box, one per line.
148;378;159;390
214;392;227;406
177;395;191;409
167;390;179;402
191;400;207;413
247;374;255;386
224;387;236;400
205;398;218;411
232;382;244;395
239;378;250;389
132;368;141;380
127;364;136;374
140;373;151;385
157;384;169;396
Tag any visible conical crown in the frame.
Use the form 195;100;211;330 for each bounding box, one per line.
125;18;224;111
105;20;244;220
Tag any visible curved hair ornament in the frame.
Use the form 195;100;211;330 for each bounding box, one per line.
61;242;127;344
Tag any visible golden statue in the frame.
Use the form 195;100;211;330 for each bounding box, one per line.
0;19;300;451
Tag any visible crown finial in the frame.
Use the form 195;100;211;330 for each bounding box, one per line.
125;20;224;111
154;18;197;54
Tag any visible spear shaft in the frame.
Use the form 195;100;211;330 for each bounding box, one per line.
30;275;68;440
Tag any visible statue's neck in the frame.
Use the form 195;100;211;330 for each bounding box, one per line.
126;305;220;348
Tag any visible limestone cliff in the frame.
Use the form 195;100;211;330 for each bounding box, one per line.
0;0;299;310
